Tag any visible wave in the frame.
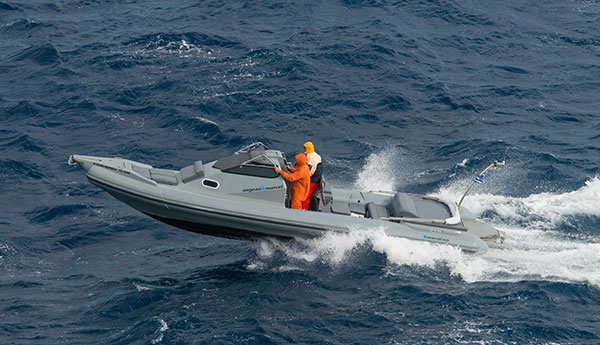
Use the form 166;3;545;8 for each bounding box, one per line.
313;42;397;70
0;131;46;154
0;159;45;180
437;176;600;229
3;101;41;118
125;32;242;50
25;204;91;224
249;228;465;271
250;221;600;288
11;44;61;66
425;82;479;112
0;242;18;261
0;2;17;11
89;33;225;71
0;18;49;33
250;149;600;287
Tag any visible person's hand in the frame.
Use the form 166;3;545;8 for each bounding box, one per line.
274;166;280;173
287;165;293;170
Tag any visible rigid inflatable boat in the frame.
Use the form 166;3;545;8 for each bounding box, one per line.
68;143;504;254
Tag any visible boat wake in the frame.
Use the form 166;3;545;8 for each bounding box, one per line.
251;151;600;287
435;175;600;287
439;175;600;228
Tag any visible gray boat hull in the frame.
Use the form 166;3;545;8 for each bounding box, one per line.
69;148;499;254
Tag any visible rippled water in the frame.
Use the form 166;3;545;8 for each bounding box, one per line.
1;0;600;343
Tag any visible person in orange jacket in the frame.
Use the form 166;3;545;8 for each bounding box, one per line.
274;153;310;210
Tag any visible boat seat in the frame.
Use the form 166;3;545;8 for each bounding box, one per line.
331;201;351;215
133;166;179;185
366;202;389;219
389;193;419;218
132;165;151;179
349;203;365;215
321;181;333;206
149;168;178;185
180;160;204;183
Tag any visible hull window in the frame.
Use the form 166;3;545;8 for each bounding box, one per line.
202;179;219;189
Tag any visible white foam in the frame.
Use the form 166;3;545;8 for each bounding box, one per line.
252;224;600;287
437;174;600;286
124;38;218;60
192;116;218;126
456;158;469;168
437;176;600;228
448;158;469;179
134;283;152;292
354;147;416;192
254;149;600;287
151;319;169;344
253;230;374;266
457;226;600;286
251;228;469;272
0;18;38;30
152;39;212;58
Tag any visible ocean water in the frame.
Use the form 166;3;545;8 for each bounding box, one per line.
1;0;600;343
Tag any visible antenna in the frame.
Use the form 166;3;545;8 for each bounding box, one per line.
458;160;505;208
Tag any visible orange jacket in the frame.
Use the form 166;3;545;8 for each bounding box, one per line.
279;153;310;210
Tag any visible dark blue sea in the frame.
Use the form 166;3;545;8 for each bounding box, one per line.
2;0;600;343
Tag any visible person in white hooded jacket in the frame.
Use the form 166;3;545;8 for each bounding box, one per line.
301;141;322;210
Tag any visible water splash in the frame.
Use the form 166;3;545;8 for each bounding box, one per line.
459;226;600;286
252;149;600;287
249;228;467;271
435;175;600;286
249;230;375;270
251;223;600;287
353;146;416;192
437;176;600;228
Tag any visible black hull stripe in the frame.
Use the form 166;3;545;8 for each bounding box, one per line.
87;176;328;232
143;212;293;241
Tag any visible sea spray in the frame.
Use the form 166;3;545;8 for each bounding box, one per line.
252;229;374;267
436;176;600;228
353;146;419;192
252;151;600;287
251;224;600;287
250;228;469;273
353;148;399;192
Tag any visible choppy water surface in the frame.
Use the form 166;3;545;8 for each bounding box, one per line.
1;0;599;343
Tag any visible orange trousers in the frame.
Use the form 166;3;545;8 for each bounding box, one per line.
291;199;303;210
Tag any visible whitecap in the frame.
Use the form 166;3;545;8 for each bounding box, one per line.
151;319;169;344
